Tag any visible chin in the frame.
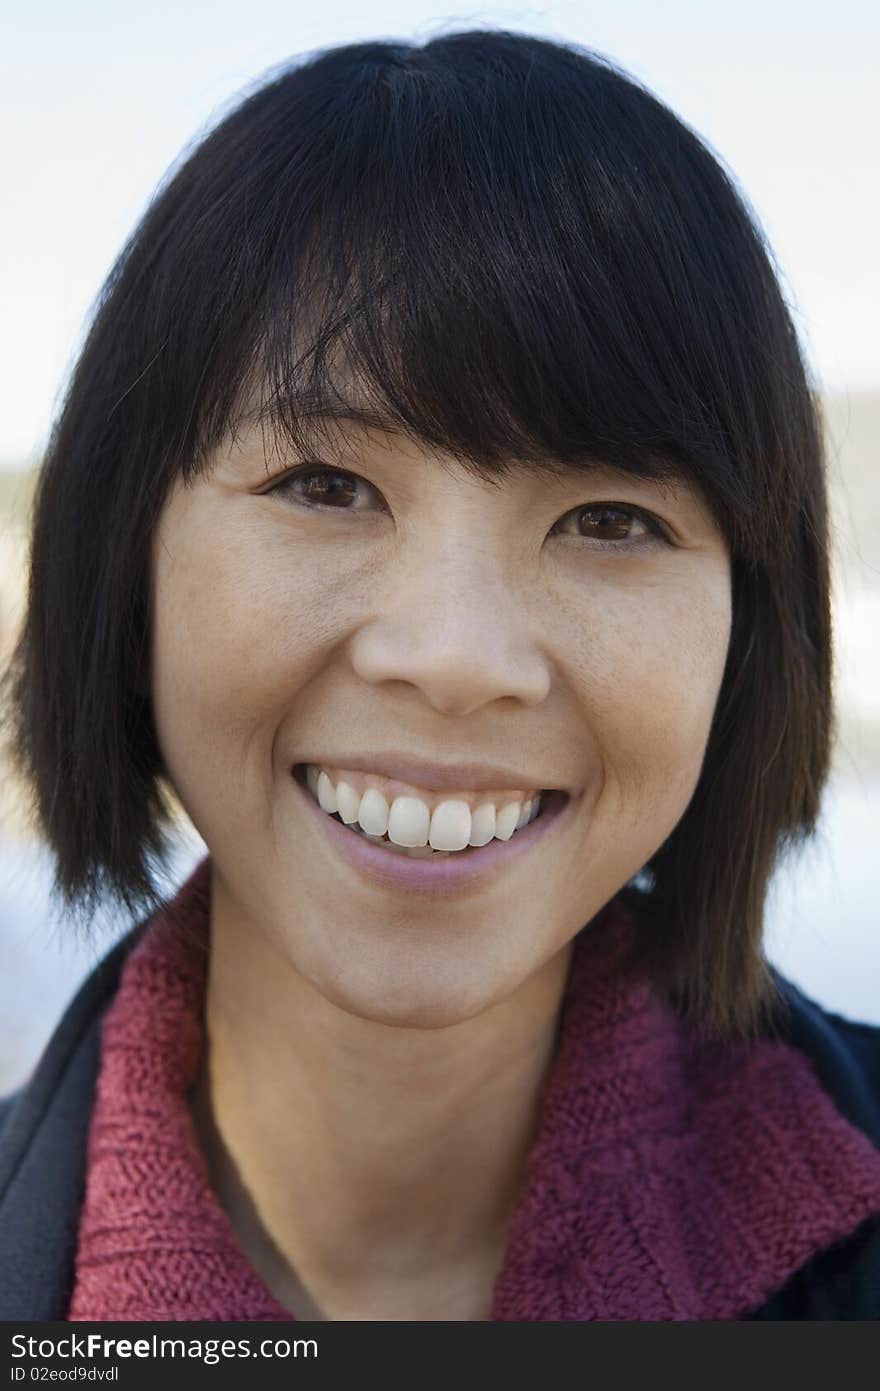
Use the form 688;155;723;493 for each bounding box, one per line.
307;951;505;1032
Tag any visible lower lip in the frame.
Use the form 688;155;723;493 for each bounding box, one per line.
291;767;575;896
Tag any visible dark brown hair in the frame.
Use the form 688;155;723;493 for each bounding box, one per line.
0;29;833;1042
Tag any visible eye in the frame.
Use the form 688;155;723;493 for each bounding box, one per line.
263;465;382;512
551;502;671;552
263;464;672;553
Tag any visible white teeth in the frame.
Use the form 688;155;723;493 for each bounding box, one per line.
302;765;546;856
316;770;339;814
387;795;430;847
357;787;390;837
429;800;471;852
335;780;362;824
356;827;450;858
520;796;540;828
493;801;523;841
468;801;496;847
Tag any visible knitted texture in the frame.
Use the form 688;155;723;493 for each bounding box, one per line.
68;855;880;1321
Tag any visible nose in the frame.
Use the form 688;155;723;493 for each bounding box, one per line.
347;538;552;717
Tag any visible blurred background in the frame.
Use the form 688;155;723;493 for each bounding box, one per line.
1;1;878;1093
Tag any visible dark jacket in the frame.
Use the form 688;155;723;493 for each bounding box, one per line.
1;921;879;1321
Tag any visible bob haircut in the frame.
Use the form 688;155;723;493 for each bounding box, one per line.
1;29;833;1044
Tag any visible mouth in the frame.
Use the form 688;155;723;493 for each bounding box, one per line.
291;764;574;895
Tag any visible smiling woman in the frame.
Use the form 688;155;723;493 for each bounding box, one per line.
1;29;879;1323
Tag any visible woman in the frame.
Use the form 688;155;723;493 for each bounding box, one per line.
1;29;879;1322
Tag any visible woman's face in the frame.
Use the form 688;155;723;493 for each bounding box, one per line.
150;413;732;1027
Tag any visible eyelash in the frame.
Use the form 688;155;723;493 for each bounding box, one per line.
263;465;672;553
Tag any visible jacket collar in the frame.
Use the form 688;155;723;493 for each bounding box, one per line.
4;860;880;1321
63;857;880;1321
0;924;147;1319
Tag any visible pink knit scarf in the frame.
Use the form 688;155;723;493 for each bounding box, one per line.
68;855;880;1321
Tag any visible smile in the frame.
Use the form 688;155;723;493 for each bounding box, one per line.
291;764;573;895
301;761;545;853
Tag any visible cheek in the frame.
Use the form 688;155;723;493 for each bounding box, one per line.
149;509;361;762
567;568;732;800
640;592;731;798
149;505;283;772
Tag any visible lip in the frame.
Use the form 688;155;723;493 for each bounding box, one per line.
291;766;575;896
290;753;570;794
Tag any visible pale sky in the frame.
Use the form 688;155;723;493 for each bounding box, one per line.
2;0;878;462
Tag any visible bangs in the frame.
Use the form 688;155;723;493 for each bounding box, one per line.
168;33;772;552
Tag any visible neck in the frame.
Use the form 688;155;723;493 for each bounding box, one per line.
189;898;573;1319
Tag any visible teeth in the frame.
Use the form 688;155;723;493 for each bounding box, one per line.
356;827;452;858
429;800;472;852
493;800;524;842
357;787;391;837
315;769;338;814
387;795;430;847
303;764;544;855
469;801;496;847
335;780;362;824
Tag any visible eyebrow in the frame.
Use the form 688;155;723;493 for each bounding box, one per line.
235;402;692;496
241;401;404;435
325;406;404;433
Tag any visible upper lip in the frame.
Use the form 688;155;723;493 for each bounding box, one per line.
294;753;569;794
